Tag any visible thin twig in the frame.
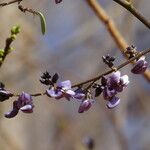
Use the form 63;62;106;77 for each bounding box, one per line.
11;48;150;97
72;48;150;88
113;0;150;29
0;37;14;67
0;0;22;7
86;0;150;82
18;4;38;15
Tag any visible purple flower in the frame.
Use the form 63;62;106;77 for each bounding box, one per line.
131;56;148;74
78;99;94;113
73;88;85;101
46;80;75;100
106;71;129;92
5;92;34;118
103;86;117;100
46;87;63;99
106;96;120;109
5;101;19;118
102;71;129;109
107;71;121;88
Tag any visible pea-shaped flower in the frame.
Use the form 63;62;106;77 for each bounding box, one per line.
5;92;34;118
102;71;129;109
46;80;75;100
106;96;120;109
78;99;95;113
131;56;148;74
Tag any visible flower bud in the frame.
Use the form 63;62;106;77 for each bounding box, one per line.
78;100;94;113
131;56;148;74
0;89;13;102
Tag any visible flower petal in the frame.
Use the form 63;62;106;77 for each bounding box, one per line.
78;99;94;113
65;89;75;96
131;57;148;74
106;97;120;109
46;88;62;99
58;80;72;90
74;93;85;100
5;109;19;118
103;87;117;100
120;75;129;86
20;104;33;112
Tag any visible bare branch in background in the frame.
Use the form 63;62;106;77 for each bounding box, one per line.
113;0;150;29
86;0;150;82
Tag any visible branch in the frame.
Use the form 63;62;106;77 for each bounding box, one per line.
86;0;150;82
11;47;150;97
72;48;150;88
113;0;150;29
0;26;20;67
0;0;22;7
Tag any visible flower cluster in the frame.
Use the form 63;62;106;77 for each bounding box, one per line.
0;47;149;118
94;71;129;109
104;71;129;108
46;78;94;113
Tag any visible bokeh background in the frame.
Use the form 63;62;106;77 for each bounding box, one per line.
0;0;150;150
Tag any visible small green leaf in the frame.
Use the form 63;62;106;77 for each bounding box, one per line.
0;49;4;57
11;26;20;35
36;11;46;35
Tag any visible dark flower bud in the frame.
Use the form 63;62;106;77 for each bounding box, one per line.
40;79;51;85
126;45;136;53
102;54;115;68
131;56;148;74
55;0;62;4
51;73;59;83
40;71;52;85
125;45;137;59
101;76;107;86
95;86;103;97
0;89;13;102
41;71;51;79
78;99;94;113
0;82;5;89
5;101;19;118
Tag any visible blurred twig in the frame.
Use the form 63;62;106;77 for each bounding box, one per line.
0;0;22;7
113;0;150;29
0;26;20;67
86;0;150;82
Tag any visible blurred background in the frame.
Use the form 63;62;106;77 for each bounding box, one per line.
0;0;150;150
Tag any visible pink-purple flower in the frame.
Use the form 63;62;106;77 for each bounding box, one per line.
46;80;75;100
102;71;129;109
131;56;148;74
106;96;120;109
5;92;34;118
78;99;95;113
